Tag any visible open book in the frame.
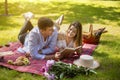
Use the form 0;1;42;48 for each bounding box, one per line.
60;46;82;57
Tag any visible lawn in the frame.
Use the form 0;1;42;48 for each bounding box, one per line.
0;0;120;80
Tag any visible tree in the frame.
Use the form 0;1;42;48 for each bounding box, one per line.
5;0;8;15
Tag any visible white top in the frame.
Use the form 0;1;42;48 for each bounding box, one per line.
56;32;74;50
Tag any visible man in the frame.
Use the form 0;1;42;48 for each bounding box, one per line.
18;17;60;60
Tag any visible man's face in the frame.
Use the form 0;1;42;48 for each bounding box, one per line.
44;27;54;37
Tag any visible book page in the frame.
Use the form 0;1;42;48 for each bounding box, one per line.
60;48;75;57
74;46;82;50
60;46;82;56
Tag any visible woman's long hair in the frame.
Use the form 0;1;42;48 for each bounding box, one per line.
68;21;82;47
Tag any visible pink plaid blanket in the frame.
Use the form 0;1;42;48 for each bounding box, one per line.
0;42;97;75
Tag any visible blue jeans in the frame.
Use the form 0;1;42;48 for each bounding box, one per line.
18;21;33;44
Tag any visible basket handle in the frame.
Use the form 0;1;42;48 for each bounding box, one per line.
89;24;93;36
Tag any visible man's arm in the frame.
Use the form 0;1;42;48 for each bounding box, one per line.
44;52;62;60
44;55;55;60
28;31;45;59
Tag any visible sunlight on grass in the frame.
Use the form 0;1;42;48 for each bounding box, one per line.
0;1;120;80
0;29;19;44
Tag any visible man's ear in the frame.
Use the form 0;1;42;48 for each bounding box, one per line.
39;29;44;34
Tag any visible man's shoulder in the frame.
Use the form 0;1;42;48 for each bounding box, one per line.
29;27;39;34
31;26;39;31
29;27;40;36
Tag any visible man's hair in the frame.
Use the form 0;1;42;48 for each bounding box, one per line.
38;17;54;30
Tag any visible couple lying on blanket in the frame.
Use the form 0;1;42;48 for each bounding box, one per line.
17;13;82;60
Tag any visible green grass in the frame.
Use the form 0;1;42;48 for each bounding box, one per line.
0;0;120;80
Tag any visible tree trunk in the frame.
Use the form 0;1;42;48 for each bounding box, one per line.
5;0;8;15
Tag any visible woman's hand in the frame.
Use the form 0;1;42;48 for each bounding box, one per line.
75;46;82;54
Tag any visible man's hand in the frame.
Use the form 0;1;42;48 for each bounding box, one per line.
25;53;31;58
38;50;42;54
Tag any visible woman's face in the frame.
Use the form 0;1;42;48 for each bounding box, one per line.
67;25;77;38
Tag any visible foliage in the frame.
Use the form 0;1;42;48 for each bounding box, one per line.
42;60;96;80
0;0;120;80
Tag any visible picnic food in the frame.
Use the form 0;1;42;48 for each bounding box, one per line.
7;56;30;66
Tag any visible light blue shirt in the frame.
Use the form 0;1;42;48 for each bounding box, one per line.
24;26;58;59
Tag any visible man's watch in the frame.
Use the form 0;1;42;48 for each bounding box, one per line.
38;50;42;54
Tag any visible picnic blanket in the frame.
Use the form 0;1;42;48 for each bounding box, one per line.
0;42;97;75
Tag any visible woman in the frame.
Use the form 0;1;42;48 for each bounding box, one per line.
57;21;82;59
